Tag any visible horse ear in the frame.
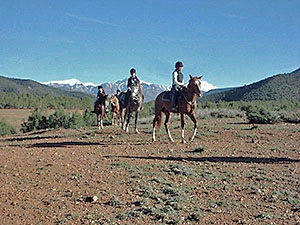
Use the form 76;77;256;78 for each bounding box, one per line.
189;74;193;80
198;75;203;80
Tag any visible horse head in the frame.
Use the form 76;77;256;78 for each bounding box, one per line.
110;95;117;106
131;85;140;102
188;75;203;97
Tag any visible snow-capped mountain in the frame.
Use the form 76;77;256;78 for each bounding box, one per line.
43;78;217;102
201;81;218;92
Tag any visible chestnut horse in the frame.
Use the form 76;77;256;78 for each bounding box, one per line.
110;95;120;126
95;95;109;129
152;75;202;143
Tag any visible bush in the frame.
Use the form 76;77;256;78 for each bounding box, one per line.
69;111;85;128
21;108;97;133
0;120;16;136
246;107;280;124
83;109;96;126
20;109;48;133
278;110;300;123
196;108;245;119
48;109;71;129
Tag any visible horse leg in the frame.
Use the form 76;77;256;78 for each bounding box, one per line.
187;112;198;142
181;113;186;144
100;115;104;129
122;109;127;130
112;112;116;125
135;111;139;134
97;114;101;130
164;111;174;143
152;115;158;142
125;110;132;133
152;106;163;142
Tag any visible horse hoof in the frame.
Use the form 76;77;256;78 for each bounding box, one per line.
181;139;187;144
135;130;140;134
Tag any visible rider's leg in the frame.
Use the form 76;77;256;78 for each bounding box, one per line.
171;88;178;111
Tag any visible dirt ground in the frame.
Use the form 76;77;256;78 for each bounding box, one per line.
0;118;299;225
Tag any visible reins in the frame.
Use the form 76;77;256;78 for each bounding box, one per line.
182;92;196;108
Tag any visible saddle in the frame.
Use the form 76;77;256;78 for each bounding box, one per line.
162;91;172;102
162;90;183;102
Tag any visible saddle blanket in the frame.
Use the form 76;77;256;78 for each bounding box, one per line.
162;91;172;102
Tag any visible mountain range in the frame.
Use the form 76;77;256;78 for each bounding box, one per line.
43;78;217;102
1;68;299;103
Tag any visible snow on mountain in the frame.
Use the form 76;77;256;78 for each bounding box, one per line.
43;79;97;87
201;81;218;92
44;78;217;102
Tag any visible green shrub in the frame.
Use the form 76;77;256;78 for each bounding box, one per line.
48;109;71;129
69;111;85;128
83;109;96;126
246;107;280;124
278;111;300;123
21;109;97;133
20;109;48;133
0;120;16;136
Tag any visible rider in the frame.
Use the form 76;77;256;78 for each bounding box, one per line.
92;85;108;113
115;89;121;98
172;61;184;110
125;68;141;105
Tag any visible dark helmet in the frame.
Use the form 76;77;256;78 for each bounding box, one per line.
116;89;120;93
130;68;136;75
98;85;103;89
175;61;184;69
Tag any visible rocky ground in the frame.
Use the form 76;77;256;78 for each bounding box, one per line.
0;118;299;224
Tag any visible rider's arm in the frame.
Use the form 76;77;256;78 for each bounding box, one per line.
127;78;131;88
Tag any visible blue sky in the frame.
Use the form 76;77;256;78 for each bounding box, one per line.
0;0;299;87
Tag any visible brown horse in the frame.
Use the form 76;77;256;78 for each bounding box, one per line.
152;75;203;143
110;95;120;126
95;95;109;129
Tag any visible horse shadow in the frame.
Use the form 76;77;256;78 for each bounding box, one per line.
31;141;102;148
3;135;61;142
104;155;300;164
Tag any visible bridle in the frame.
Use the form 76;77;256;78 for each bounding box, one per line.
182;78;201;108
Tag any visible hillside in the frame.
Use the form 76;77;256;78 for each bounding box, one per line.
0;76;93;98
202;69;300;102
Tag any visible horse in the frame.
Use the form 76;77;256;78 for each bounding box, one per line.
152;75;203;143
124;85;143;133
95;94;109;129
110;95;120;126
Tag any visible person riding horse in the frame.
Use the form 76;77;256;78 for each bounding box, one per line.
125;68;142;105
123;68;144;133
92;85;108;113
172;61;185;111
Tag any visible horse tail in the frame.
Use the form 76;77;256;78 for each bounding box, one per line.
153;94;163;129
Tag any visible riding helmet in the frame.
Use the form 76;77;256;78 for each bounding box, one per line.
175;61;184;69
130;68;136;75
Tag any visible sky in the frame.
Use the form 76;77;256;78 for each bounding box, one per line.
0;0;299;88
